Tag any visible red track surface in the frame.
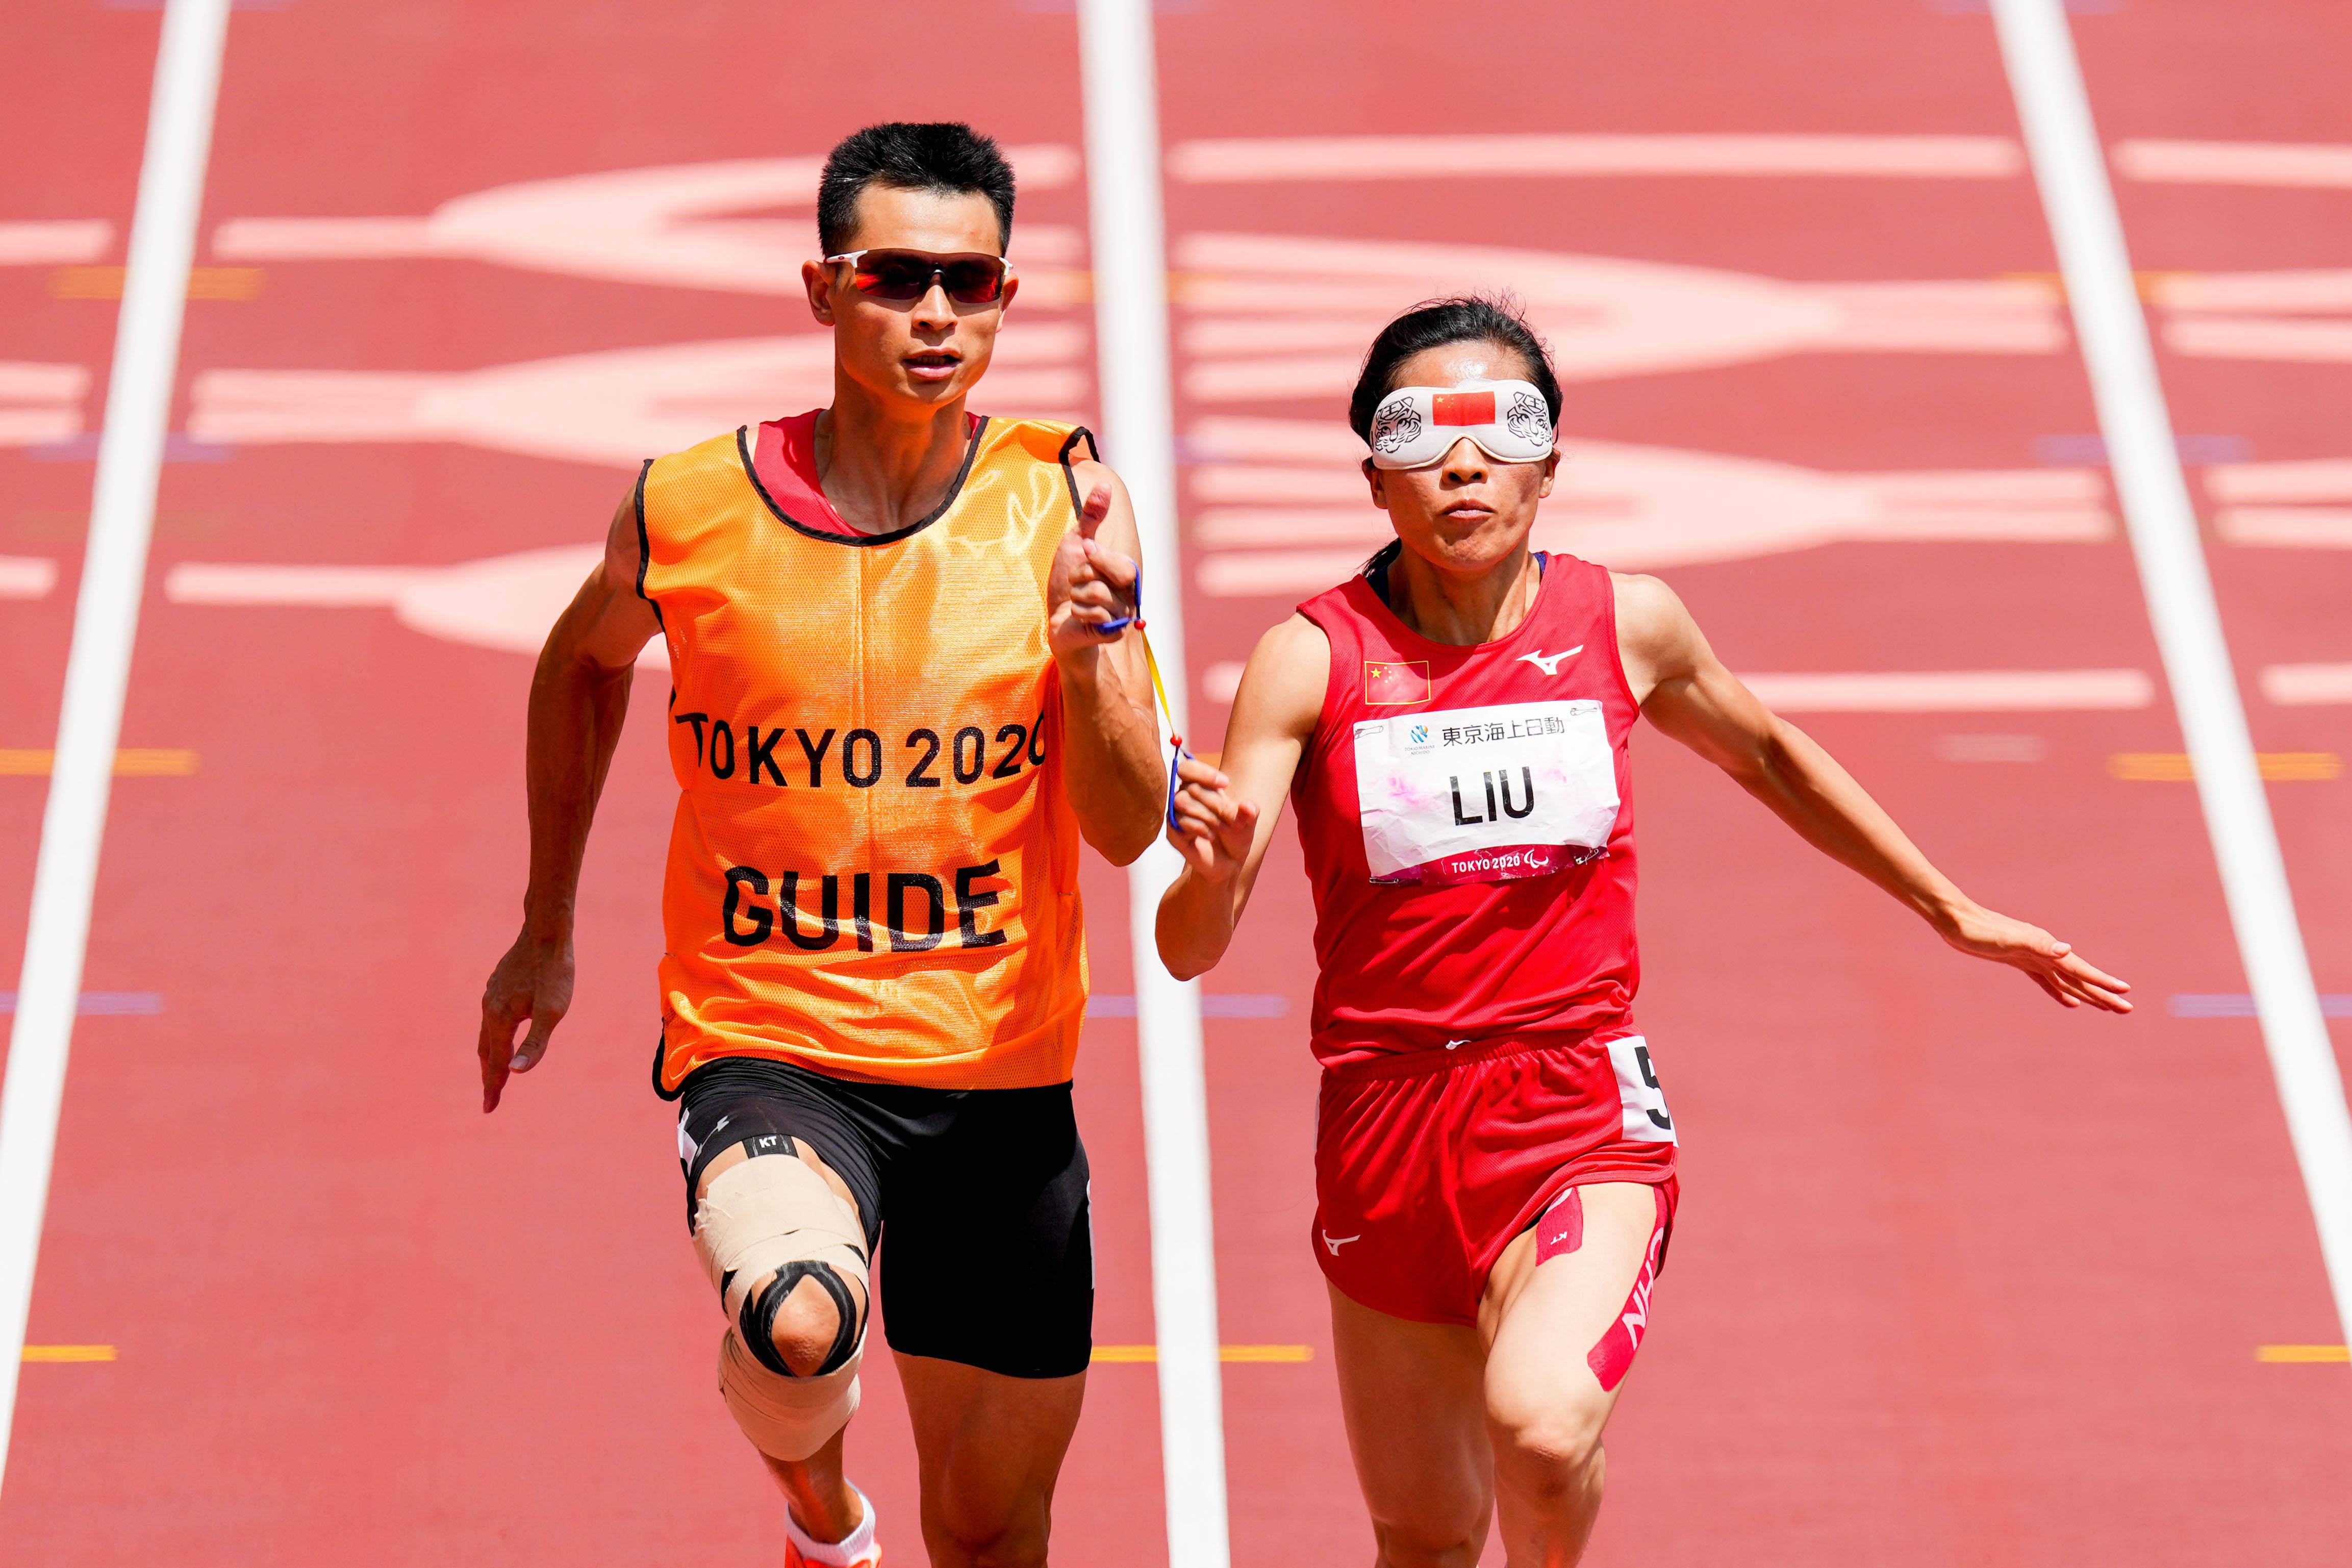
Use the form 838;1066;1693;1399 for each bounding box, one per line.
2;2;2348;1564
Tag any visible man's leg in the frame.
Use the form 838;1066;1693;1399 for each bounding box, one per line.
693;1137;874;1545
1477;1181;1665;1568
1326;1282;1494;1568
875;1082;1096;1568
758;1428;861;1542
896;1354;1086;1568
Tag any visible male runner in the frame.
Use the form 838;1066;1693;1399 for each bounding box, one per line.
476;122;1165;1568
1158;297;2129;1565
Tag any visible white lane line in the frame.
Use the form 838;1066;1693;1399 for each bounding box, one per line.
1739;668;2153;712
2263;665;2352;706
1075;5;1230;1568
1169;133;2025;183
1198;661;2156;712
0;222;114;266
2114;139;2352;188
166;563;433;604
1993;0;2352;1357
0;560;59;599
0;0;234;1493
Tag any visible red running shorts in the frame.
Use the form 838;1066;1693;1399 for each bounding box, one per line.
1312;1030;1679;1326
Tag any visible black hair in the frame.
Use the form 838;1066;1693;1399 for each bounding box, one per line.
817;122;1017;257
1347;295;1562;442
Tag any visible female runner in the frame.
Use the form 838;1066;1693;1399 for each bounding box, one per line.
1156;297;2131;1567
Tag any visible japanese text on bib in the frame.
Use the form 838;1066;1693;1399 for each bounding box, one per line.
1351;699;1617;884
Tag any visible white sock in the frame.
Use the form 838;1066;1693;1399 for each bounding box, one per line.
786;1483;876;1566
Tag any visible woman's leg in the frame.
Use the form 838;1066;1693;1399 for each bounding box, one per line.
1327;1282;1494;1568
1476;1181;1663;1568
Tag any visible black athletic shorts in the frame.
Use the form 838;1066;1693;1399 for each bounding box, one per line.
675;1056;1093;1379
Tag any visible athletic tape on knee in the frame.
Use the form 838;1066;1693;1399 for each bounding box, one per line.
695;1152;869;1369
718;1322;864;1462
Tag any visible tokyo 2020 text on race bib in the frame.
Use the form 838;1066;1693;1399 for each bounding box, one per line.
1351;700;1618;885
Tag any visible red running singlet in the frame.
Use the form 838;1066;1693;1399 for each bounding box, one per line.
1292;548;1641;1071
749;411;985;538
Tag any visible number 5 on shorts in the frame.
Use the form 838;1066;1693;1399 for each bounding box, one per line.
1606;1035;1676;1143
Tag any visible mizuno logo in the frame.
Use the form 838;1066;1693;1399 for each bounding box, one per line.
1517;645;1583;676
1445;1039;1472;1050
1321;1231;1361;1256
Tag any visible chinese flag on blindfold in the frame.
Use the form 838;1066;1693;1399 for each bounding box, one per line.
1363;660;1431;705
1431;391;1497;425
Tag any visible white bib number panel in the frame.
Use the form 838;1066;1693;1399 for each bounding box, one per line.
1607;1035;1676;1144
1351;699;1618;884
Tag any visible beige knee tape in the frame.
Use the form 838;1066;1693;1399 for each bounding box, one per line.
693;1153;870;1460
718;1322;863;1462
692;1153;868;1328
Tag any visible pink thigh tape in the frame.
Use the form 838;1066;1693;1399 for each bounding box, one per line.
1586;1185;1668;1393
1535;1187;1583;1261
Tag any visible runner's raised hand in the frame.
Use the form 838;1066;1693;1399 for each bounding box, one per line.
1936;902;2133;1012
1048;482;1140;659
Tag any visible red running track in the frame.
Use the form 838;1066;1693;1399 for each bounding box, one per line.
2;2;2348;1564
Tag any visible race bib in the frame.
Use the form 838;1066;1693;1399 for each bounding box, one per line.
1352;699;1618;884
1607;1035;1676;1144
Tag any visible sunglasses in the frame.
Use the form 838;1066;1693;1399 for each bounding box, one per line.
825;248;1014;305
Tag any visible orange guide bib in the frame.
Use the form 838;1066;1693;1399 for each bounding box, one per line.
638;418;1093;1093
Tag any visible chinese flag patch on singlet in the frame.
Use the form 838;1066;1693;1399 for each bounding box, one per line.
1363;660;1431;706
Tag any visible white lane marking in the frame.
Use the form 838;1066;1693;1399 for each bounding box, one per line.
0;363;93;447
1185;427;2115;585
1202;660;2153;712
1175;234;2064;393
2216;509;2352;549
0;0;233;1494
167;550;670;668
2153;269;2352;365
2205;459;2352;547
2263;665;2352;706
2157;273;2352;314
1994;0;2352;1357
1169;133;2025;183
1740;669;2151;712
167;563;433;605
211;152;1084;298
2205;458;2352;500
2114;139;2352;188
2166;316;2352;364
0;560;59;599
186;332;1090;467
165;259;2352;471
1077;5;1229;1568
1937;734;2046;763
0;222;114;265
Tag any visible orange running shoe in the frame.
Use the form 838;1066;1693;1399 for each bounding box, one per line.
784;1483;880;1568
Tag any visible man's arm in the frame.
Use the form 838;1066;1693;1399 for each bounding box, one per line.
1048;460;1167;866
1155;614;1327;980
477;489;665;1111
1615;572;2130;1012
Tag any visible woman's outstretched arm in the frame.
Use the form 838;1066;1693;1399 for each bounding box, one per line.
1615;572;2131;1012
